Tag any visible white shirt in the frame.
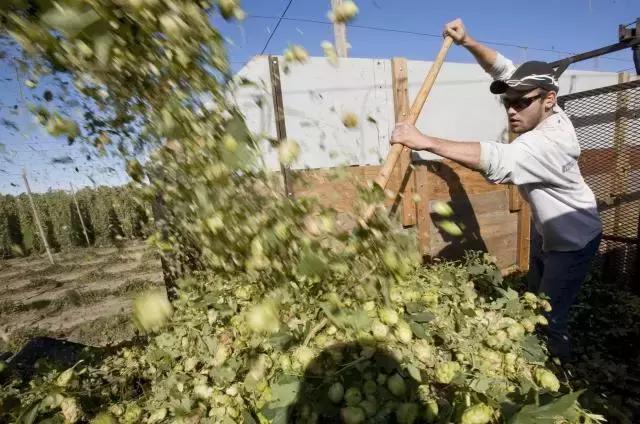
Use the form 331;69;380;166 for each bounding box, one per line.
478;53;602;252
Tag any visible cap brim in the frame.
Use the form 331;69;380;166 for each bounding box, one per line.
489;80;537;94
489;80;508;94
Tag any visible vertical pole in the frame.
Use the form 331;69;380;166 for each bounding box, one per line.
391;57;416;227
507;132;522;212
414;164;431;259
507;131;531;271
331;0;348;58
22;169;54;264
269;55;294;198
70;183;91;247
516;203;531;272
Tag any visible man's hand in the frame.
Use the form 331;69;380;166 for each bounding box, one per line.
443;18;468;45
391;123;432;151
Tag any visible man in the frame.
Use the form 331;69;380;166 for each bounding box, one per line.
391;18;602;363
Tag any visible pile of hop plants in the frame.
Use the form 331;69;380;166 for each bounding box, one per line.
1;252;603;424
0;1;605;423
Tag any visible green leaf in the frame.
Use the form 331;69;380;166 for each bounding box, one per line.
343;309;371;331
242;411;258;424
269;379;301;408
505;298;522;316
17;401;40;424
470;377;491;394
405;302;425;314
406;363;422;382
509;390;585;424
410;310;436;323
268;328;293;349
297;248;329;279
408;320;429;339
260;406;289;424
521;335;546;364
320;303;370;331
210;366;236;385
466;264;486;275
203;335;217;354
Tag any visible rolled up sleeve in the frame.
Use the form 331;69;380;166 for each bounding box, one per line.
488;53;517;81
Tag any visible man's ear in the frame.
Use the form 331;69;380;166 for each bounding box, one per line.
544;91;557;110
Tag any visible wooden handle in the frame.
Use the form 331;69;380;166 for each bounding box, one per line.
373;36;453;190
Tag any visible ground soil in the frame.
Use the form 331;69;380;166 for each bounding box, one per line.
0;241;164;351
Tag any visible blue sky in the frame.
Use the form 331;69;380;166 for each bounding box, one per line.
1;0;638;194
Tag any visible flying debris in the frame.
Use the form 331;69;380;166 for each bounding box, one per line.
51;156;74;164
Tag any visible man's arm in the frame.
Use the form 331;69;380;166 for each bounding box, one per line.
391;122;481;170
444;18;516;80
444;19;497;73
391;123;571;187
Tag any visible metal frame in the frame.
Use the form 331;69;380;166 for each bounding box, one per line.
550;18;640;77
558;78;640;287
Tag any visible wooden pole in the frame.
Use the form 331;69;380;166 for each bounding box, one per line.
269;55;295;199
516;202;531;272
22;169;54;264
70;183;91;247
414;164;431;257
506;132;531;271
374;37;453;191
331;0;348;58
390;57;416;226
507;132;522;213
364;36;453;221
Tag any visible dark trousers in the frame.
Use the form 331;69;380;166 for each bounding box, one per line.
528;230;602;362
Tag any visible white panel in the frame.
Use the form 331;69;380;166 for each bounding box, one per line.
558;71;619;96
232;56;280;171
406;61;508;161
233;56;621;169
277;56;394;170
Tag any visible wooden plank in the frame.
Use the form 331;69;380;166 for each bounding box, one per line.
426;159;507;198
516;203;531;271
292;165;403;213
500;130;530;271
429;195;518;270
414;163;431;257
507;132;522;212
446;190;510;217
292;161;522;270
367;37;453;223
269;56;294;198
509;186;522;212
391;57;416;227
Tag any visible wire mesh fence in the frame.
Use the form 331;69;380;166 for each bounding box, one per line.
558;78;640;289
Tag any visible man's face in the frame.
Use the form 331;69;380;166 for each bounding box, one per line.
502;88;556;134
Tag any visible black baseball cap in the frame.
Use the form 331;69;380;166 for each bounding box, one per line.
490;61;560;94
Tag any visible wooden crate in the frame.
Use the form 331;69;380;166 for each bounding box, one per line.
272;56;530;272
291;160;525;271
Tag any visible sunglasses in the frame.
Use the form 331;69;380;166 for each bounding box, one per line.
502;93;546;111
